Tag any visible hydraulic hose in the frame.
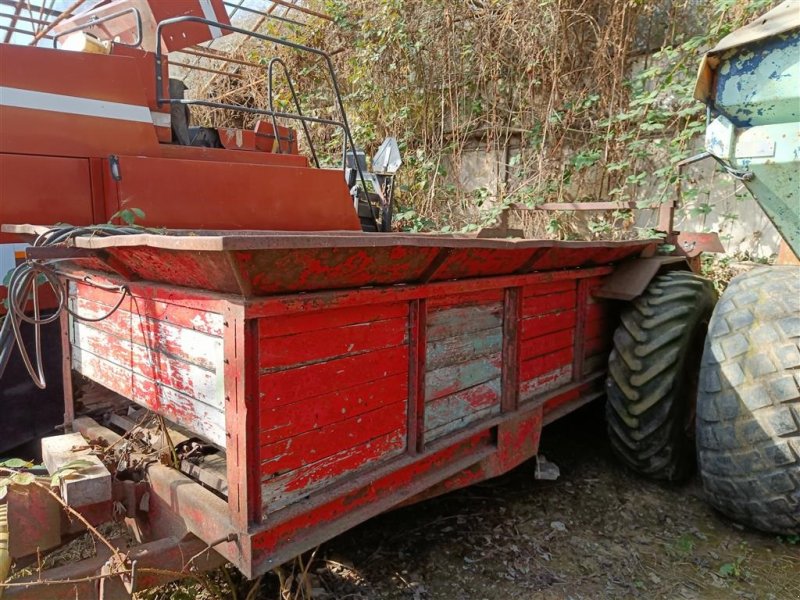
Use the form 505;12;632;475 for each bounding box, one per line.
0;225;140;388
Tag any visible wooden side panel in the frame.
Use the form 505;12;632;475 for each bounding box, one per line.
519;280;577;402
258;303;410;515
68;281;226;446
424;295;503;441
583;275;617;376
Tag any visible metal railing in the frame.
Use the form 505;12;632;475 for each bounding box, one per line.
52;6;142;49
267;57;319;166
153;16;376;227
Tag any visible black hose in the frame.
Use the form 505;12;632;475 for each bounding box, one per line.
0;225;139;387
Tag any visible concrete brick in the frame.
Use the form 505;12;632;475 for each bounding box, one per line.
41;432;111;508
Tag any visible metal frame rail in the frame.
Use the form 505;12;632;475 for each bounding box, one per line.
154;16;378;228
51;6;143;48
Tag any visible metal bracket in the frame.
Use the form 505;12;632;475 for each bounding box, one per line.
24;246;138;282
677;149;754;181
109;155;122;182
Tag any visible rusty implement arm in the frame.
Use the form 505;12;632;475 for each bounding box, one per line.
2;534;225;600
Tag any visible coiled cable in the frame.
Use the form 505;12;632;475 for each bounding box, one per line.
0;225;141;388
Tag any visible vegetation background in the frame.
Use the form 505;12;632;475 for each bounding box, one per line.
198;0;779;248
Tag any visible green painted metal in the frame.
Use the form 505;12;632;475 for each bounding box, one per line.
703;28;800;256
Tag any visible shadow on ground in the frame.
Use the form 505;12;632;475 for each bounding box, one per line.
305;402;799;600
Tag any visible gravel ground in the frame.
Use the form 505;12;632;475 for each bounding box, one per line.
302;402;800;600
20;400;799;600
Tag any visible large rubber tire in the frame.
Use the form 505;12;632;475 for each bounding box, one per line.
606;271;717;481
697;266;800;535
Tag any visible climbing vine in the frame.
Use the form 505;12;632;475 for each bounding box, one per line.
196;0;779;237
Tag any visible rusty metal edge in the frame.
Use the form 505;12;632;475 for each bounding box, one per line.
3;534;225;600
593;256;690;301
3;223;658;252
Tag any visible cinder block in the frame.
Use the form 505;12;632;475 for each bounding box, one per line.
41;432;111;508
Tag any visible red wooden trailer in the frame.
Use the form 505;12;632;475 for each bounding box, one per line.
0;3;724;596
32;230;673;581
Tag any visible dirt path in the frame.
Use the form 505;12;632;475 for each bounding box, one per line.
308;403;799;600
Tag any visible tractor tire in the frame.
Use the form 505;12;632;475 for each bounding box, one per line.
606;270;717;481
697;266;800;535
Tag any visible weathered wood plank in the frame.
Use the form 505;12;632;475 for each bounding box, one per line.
428;289;504;309
520;365;573;401
521;289;577;316
425;378;501;435
261;429;406;515
70;296;222;371
586;301;611;321
520;347;573;382
73;347;226;446
543;386;582;415
426;404;500;442
584;334;613;358
259;317;407;370
258;302;408;338
520;309;576;340
260;400;407;475
425;352;502;402
259;373;408;445
520;328;574;362
586;323;615;347
426;303;503;342
426;327;502;371
522;280;575;298
72;321;223;410
259;345;408;406
181;454;228;496
72;281;224;336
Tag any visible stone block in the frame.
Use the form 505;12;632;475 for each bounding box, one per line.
41;432;111;508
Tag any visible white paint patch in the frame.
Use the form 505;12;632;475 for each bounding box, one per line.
519;366;573;402
72;320;224;410
150;110;171;128
73;346;226;447
198;0;223;38
0;86;152;123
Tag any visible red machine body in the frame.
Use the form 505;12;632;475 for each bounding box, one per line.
0;0;359;261
0;0;361;453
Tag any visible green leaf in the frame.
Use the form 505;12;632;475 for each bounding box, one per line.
0;458;33;469
53;459;95;474
109;207;145;226
571;150;601;170
10;472;36;486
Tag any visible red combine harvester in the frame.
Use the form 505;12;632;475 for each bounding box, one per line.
0;1;725;597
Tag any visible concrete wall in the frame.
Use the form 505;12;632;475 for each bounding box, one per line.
449;144;780;257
